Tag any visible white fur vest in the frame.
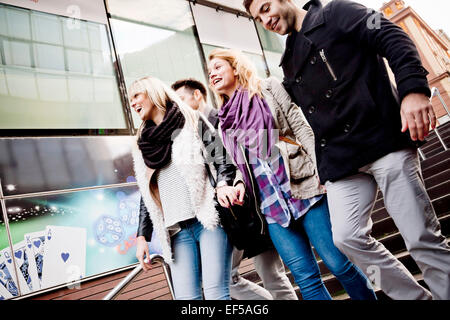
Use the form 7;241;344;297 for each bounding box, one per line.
132;125;219;263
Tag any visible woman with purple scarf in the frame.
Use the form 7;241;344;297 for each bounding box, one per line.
208;48;377;300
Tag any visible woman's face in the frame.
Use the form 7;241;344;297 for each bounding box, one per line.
130;92;154;121
208;57;238;97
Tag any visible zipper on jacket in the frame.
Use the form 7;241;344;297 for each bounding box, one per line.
239;144;266;236
319;49;337;81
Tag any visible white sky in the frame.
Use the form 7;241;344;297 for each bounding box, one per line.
353;0;450;34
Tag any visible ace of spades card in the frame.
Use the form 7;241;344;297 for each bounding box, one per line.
41;226;86;289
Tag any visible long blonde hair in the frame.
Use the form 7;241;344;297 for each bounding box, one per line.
128;76;199;138
208;48;262;106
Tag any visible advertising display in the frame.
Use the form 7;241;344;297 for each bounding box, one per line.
0;185;162;297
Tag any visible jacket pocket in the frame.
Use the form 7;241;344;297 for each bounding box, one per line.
285;142;315;181
319;49;338;82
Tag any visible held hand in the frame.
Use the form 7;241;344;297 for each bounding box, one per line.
216;183;246;207
136;236;152;272
400;93;437;141
216;185;238;208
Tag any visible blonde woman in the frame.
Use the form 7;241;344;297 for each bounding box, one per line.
208;49;377;300
130;76;234;300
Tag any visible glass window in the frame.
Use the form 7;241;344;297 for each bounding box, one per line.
4;185;161;294
0;136;136;196
191;3;263;55
107;0;209;128
256;24;287;81
0;4;127;130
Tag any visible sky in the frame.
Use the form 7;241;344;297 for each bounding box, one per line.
354;0;450;34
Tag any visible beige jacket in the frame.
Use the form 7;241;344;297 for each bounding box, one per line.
261;77;326;199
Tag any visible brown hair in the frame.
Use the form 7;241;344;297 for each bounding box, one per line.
243;0;254;14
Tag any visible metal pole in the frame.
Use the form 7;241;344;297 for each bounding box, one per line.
431;87;450;118
102;254;173;300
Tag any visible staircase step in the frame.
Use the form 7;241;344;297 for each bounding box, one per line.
421;149;450;169
314;216;449;278
334;273;429;300
422;157;450;180
373;178;450;211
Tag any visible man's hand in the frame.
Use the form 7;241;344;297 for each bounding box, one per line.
136;236;152;272
400;92;437;141
216;183;246;207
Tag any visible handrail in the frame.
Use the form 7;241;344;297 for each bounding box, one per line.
103;254;174;300
418;87;449;160
431;87;450;118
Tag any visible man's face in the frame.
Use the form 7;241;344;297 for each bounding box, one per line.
249;0;296;35
175;86;201;110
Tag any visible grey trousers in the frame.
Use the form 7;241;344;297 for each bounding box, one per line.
230;247;298;300
325;148;450;300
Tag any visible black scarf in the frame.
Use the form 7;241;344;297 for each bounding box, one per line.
137;101;186;169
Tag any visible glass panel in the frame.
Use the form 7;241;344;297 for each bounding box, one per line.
5;185;162;294
107;0;209;128
0;136;135;196
256;24;287;81
191;3;263;55
0;3;127;130
0;204;20;299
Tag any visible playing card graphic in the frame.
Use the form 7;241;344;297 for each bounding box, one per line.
24;231;46;287
0;249;19;298
41;226;86;289
12;241;40;294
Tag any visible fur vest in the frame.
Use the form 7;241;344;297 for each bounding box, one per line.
132;125;219;262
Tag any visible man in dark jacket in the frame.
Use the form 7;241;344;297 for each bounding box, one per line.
245;0;450;299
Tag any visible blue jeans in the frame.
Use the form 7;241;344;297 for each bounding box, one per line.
169;218;233;300
268;196;377;300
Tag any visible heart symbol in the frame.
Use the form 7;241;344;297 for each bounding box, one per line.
7;259;11;264
61;252;70;263
33;240;41;248
27;244;32;249
14;251;22;259
47;235;51;240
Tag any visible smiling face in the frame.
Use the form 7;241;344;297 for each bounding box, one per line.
130;92;154;121
208;57;239;98
249;0;297;35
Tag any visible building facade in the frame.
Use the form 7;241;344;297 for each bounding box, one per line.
381;0;450;124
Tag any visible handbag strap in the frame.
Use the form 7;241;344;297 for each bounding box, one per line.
279;135;303;148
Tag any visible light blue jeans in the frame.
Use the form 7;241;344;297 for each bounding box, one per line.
268;196;377;300
169;218;233;300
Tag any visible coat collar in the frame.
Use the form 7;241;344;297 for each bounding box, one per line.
279;2;326;67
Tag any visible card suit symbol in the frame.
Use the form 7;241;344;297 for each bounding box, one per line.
27;243;32;249
14;251;22;259
7;258;12;264
47;235;51;240
61;252;70;263
33;240;41;248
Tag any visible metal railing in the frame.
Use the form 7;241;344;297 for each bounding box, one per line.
103;254;174;300
418;87;449;160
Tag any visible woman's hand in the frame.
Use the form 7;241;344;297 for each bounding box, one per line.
216;182;246;207
136;236;152;272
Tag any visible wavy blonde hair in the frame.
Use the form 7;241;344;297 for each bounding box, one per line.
208;48;262;106
128;76;199;138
